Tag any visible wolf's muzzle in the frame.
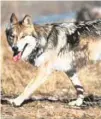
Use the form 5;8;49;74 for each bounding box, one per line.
12;43;28;62
12;46;18;52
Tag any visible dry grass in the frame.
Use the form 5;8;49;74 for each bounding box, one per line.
1;31;101;119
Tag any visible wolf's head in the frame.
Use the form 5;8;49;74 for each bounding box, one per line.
5;13;38;61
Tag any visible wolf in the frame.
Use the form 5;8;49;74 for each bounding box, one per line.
5;13;101;107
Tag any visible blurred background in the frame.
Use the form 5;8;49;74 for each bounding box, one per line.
1;1;101;119
1;1;101;27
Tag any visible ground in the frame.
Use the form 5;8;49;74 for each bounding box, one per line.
1;31;101;119
1;101;101;119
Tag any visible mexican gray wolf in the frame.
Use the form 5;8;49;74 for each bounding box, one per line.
5;13;101;107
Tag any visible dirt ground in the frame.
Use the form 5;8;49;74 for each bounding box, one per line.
1;32;101;119
1;100;101;119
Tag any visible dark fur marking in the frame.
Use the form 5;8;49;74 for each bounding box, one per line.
5;29;14;46
28;46;43;65
77;90;84;95
47;26;58;48
74;85;84;89
67;30;80;47
65;69;76;77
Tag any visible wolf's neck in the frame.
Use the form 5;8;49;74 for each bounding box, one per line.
34;24;53;38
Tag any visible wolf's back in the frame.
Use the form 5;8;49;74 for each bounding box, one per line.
76;19;101;37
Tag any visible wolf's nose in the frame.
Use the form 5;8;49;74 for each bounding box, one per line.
12;46;18;52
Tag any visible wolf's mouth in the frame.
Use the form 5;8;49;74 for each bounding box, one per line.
13;52;22;62
13;43;28;62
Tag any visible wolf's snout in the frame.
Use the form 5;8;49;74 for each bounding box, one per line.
12;46;18;52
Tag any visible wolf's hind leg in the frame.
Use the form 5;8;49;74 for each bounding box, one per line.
66;69;84;106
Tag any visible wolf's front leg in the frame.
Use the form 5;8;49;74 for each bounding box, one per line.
7;61;53;107
66;70;84;106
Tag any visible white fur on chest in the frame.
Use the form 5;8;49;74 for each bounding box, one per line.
53;51;74;71
35;51;74;72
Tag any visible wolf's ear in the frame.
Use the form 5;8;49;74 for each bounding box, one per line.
10;13;18;24
22;15;32;26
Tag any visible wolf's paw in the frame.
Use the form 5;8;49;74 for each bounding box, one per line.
68;97;83;106
6;98;23;107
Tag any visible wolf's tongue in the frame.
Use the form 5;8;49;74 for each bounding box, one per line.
13;52;22;62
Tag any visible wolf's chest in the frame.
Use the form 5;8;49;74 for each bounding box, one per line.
53;52;74;71
35;51;74;72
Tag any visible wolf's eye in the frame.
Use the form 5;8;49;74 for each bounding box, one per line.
9;34;15;39
11;34;15;38
21;35;25;39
